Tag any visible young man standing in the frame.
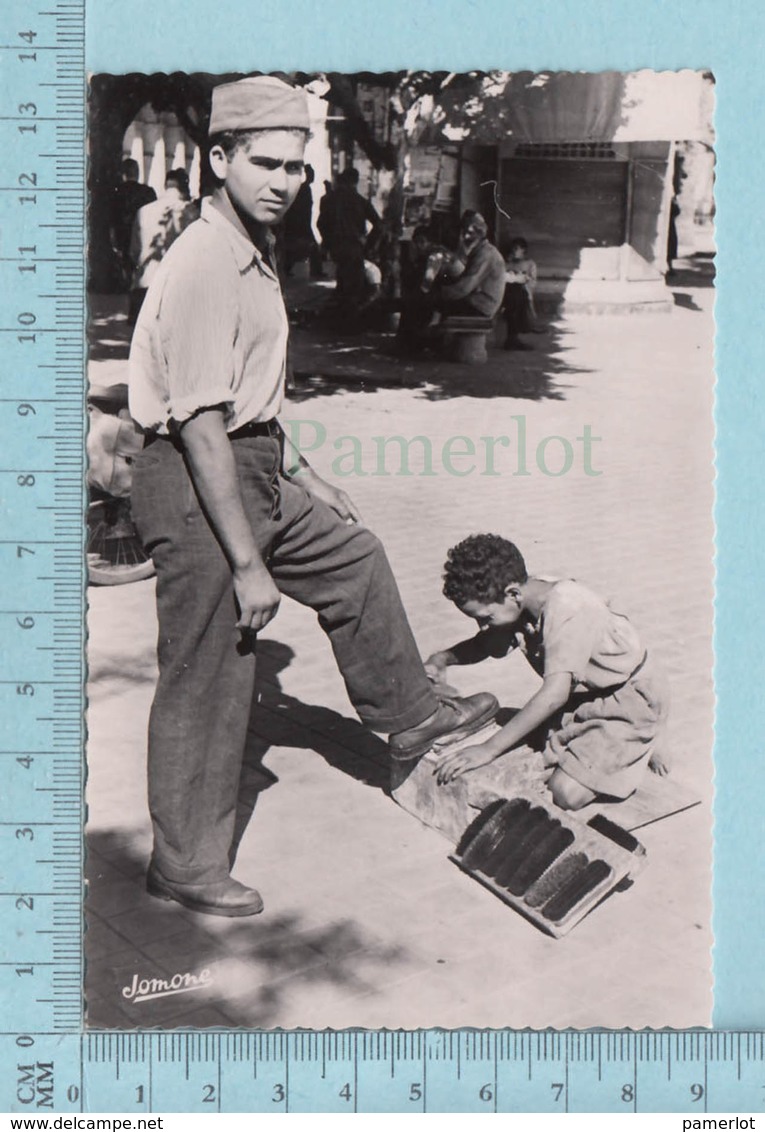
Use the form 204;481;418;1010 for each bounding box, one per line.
128;76;496;917
321;166;381;311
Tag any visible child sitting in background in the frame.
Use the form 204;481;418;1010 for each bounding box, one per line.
503;237;537;350
424;534;670;810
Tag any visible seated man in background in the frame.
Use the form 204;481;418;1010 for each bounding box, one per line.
396;212;505;355
435;210;506;319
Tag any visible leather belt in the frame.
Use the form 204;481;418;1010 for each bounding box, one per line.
143;419;280;448
228;419;281;441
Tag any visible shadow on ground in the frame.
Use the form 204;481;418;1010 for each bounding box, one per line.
667;251;716;291
672;291;704;312
88;297;134;364
85;637;402;1028
249;640;390;774
287;315;584;404
86;830;410;1029
87;290;589;403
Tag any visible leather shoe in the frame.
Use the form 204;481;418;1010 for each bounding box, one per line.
389;692;498;763
146;865;264;917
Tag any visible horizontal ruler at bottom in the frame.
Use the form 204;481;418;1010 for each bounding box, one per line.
2;1032;765;1113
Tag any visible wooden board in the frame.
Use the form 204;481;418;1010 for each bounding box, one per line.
392;724;701;842
576;772;702;832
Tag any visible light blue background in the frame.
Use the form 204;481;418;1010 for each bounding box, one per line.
86;0;765;1030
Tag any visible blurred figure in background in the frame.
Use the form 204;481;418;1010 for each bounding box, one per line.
502;237;537;350
319;167;382;314
396;225;454;353
128;168;199;324
284;164;323;277
110;158;156;293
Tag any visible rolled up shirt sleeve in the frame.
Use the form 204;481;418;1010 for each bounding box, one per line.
157;253;239;428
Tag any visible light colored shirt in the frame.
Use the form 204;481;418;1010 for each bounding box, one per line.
504;256;537;292
522;579;644;692
129;197;288;434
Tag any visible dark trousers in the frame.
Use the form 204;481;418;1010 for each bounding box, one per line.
396;292;435;349
131;435;438;883
330;242;367;305
397;293;484;350
503;283;533;340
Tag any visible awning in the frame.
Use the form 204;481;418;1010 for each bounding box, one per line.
423;70;712;145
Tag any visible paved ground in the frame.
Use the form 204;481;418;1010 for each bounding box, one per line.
85;265;715;1030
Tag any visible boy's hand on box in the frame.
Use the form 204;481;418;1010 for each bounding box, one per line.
424;655;458;696
435;740;497;785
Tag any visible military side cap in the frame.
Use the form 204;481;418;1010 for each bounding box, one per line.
209;76;310;134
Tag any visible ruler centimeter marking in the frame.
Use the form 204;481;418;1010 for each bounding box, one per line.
1;1032;765;1113
1;0;763;1116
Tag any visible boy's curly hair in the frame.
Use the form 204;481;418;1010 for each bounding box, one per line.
443;534;528;606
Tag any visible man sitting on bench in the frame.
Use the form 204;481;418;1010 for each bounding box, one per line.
436;210;506;321
396;211;505;357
